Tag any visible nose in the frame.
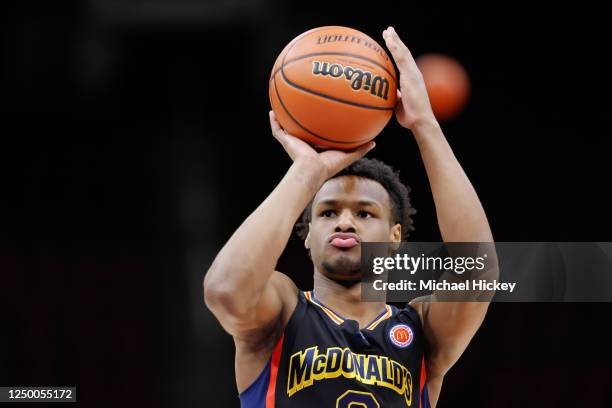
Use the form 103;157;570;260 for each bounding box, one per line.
334;209;356;233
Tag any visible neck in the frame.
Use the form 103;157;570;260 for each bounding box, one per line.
313;269;387;328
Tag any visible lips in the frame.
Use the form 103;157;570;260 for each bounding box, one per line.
329;233;360;249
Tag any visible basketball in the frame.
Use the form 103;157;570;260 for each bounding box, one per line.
269;26;397;150
416;53;470;121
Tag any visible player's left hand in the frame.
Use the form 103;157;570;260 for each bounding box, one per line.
382;26;437;130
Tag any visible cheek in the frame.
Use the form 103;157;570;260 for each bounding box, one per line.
306;227;323;251
310;222;329;241
314;231;329;249
364;221;393;239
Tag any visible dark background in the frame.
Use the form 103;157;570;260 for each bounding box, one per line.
2;1;611;407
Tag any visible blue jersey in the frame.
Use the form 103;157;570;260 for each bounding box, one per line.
240;291;431;408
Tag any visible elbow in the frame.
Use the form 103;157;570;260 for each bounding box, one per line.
202;275;218;310
203;276;233;315
203;265;227;311
202;264;251;318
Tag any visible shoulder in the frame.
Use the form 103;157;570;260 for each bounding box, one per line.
392;303;423;328
407;294;434;328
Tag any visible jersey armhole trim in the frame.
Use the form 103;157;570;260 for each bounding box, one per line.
238;359;271;407
419;355;429;408
265;334;284;407
237;334;284;407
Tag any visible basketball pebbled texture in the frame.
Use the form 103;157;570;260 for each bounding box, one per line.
269;26;397;150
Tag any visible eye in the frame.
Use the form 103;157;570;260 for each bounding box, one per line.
357;210;372;218
321;210;336;218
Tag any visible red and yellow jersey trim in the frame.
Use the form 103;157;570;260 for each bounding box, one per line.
365;305;393;330
304;291;393;330
305;291;345;325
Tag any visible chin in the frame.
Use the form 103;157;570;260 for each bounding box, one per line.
321;256;362;282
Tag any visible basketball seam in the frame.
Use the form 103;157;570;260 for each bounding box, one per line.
272;70;373;145
271;76;314;141
269;26;339;81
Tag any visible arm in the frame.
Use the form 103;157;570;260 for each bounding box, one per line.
203;112;375;340
383;26;497;405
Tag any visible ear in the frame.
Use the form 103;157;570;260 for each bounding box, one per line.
304;223;312;249
390;223;402;243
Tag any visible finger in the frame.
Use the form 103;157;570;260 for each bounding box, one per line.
269;110;289;145
382;26;416;70
341;141;376;165
383;26;414;62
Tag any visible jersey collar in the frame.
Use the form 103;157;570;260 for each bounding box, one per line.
305;291;393;330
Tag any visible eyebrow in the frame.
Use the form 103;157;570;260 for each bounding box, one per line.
315;199;383;209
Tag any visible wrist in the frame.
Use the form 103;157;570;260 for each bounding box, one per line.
291;158;327;193
411;115;441;145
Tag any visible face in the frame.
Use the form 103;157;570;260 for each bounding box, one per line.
305;176;401;283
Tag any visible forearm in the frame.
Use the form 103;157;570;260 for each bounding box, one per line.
413;119;496;377
204;159;323;313
413;118;493;243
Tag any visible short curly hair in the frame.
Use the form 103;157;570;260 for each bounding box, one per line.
295;158;416;241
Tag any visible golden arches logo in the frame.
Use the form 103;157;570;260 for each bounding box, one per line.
389;324;413;348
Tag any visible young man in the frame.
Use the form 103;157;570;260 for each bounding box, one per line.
204;27;494;407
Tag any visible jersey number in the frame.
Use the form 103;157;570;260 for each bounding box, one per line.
336;390;380;408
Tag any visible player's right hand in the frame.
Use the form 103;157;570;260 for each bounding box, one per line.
269;111;375;182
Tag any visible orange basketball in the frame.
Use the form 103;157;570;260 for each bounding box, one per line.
269;26;397;150
416;54;470;121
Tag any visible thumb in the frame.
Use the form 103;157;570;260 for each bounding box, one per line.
339;141;376;167
322;141;376;178
395;98;406;117
395;89;404;112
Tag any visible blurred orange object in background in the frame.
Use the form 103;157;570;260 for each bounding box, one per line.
416;54;470;121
